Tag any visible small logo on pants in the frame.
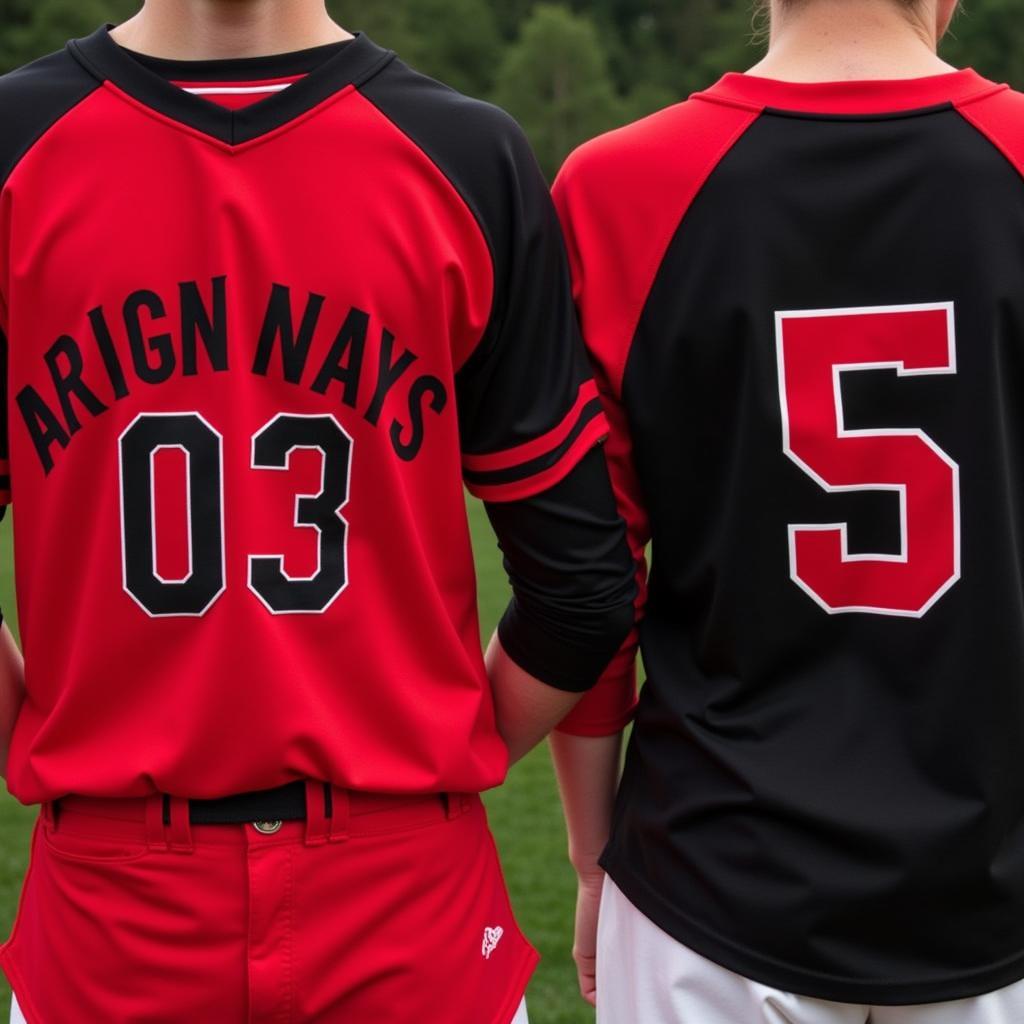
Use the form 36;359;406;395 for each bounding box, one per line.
482;926;504;959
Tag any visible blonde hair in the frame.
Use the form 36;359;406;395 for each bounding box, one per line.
761;0;923;10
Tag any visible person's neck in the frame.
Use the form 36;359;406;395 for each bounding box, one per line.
748;0;955;82
109;0;352;61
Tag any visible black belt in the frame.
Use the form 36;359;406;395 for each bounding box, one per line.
53;785;456;829
185;780;312;824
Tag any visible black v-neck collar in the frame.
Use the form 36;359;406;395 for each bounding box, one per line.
68;25;394;146
124;39;350;82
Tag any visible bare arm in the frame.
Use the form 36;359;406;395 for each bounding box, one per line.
0;622;25;780
486;632;583;764
549;728;623;1006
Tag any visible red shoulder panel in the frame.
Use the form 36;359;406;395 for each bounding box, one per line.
955;84;1024;181
552;96;760;400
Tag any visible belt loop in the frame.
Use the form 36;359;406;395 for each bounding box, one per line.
304;779;328;846
327;785;349;843
167;796;193;853
145;794;169;851
443;793;466;821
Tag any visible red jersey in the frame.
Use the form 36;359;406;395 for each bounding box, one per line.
1;28;606;803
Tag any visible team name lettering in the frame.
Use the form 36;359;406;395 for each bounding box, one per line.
18;277;447;473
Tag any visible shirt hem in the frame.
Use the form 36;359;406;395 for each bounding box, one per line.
602;853;1024;1005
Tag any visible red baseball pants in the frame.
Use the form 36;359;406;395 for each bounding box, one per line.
0;784;537;1023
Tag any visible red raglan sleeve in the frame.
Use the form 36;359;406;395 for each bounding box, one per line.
554;392;648;735
550;97;760;735
550;145;651;737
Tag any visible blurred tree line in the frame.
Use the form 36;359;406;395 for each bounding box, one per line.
1;0;1022;177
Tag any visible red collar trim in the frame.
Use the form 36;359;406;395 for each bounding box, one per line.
698;68;1004;115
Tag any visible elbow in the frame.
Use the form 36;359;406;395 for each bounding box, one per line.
603;599;636;657
497;585;635;695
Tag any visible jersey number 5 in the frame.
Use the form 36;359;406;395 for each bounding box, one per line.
775;303;960;617
119;412;352;617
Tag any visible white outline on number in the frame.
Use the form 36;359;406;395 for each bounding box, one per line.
247;412;353;615
118;411;226;619
774;302;960;618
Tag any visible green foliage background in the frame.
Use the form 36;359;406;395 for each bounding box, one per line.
0;2;1020;1022
1;0;1022;177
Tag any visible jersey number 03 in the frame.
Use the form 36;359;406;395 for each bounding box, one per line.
118;411;352;617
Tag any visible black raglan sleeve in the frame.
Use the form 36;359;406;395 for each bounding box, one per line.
0;46;98;515
360;58;608;503
449;118;608;503
485;446;636;692
360;59;632;689
0;47;101;625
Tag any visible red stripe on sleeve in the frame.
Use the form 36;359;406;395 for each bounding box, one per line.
461;379;600;474
465;409;609;503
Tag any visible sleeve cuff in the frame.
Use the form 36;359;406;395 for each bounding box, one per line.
497;600;617;693
555;652;639;736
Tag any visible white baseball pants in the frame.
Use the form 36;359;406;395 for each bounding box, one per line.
597;876;1024;1024
10;994;530;1023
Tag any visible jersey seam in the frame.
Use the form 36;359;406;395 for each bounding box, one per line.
65;36;104;86
945;81;1011;111
0;79;101;195
953;101;1024;185
0;69;103;322
693;80;1008;120
691;91;762;114
614;107;761;398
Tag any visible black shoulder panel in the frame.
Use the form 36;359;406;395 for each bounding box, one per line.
0;46;101;190
357;57;533;372
358;58;592;460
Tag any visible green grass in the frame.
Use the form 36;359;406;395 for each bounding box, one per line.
0;504;593;1023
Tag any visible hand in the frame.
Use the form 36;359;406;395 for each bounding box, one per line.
573;868;605;1007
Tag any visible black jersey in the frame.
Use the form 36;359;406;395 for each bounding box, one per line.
554;70;1024;1003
